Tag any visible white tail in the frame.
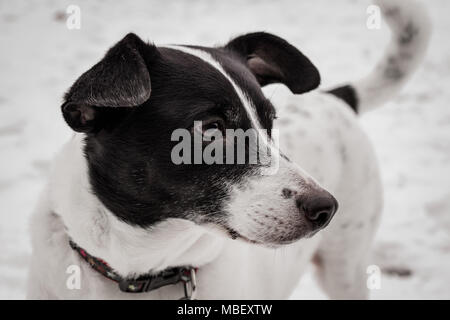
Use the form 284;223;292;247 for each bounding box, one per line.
353;0;431;113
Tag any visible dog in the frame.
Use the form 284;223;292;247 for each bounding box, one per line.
27;0;430;299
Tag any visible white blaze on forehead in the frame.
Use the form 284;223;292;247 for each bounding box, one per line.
164;45;263;130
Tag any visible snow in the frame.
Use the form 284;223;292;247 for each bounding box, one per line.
1;0;449;299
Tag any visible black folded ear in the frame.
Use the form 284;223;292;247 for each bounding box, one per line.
225;32;320;94
62;33;156;132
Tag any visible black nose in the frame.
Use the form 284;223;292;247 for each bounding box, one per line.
297;192;338;229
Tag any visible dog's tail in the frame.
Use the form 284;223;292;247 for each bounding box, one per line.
327;0;431;114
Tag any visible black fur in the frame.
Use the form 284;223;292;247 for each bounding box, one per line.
327;85;359;113
61;32;320;227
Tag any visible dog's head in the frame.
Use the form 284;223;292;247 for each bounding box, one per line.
61;33;337;247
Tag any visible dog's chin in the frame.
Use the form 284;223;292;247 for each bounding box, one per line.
201;222;315;248
230;230;317;249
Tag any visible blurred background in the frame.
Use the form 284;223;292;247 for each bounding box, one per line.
1;0;449;299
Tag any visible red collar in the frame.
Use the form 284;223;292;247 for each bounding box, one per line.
69;240;197;299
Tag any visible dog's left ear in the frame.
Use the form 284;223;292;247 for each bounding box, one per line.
225;32;320;94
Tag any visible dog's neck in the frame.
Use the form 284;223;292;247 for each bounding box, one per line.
49;134;225;277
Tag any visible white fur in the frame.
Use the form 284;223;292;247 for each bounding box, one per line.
27;0;429;299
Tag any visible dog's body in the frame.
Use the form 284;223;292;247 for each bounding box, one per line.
27;0;430;299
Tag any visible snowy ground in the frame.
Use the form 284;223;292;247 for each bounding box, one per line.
1;0;449;299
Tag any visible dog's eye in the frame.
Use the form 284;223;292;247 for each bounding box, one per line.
192;118;225;139
204;121;221;131
202;120;224;139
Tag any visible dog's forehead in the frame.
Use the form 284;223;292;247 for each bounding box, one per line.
157;45;273;129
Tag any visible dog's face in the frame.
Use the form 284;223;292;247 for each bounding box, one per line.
61;33;337;247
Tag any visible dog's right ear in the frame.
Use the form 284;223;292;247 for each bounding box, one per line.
62;33;156;133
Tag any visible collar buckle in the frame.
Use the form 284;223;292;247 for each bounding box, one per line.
181;268;197;300
118;267;196;295
118;278;151;293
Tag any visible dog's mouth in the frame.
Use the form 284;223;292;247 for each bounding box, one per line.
202;220;319;248
224;226;259;245
224;226;309;248
202;222;262;245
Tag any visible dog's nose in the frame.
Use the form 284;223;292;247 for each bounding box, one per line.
296;192;338;229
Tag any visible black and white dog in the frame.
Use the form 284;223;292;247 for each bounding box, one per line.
27;0;430;299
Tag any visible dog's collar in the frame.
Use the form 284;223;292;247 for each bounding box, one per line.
69;240;197;299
